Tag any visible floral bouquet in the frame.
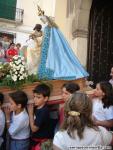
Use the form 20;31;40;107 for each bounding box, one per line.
10;55;28;82
0;55;39;89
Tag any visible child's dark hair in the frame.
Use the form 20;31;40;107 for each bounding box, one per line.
0;92;4;105
16;43;21;47
9;90;28;108
99;81;113;108
62;82;80;93
33;84;51;97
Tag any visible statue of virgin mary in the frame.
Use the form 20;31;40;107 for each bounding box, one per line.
37;5;89;80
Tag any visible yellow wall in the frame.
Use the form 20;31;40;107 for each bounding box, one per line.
19;0;56;27
55;0;92;67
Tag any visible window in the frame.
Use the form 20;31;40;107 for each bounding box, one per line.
0;0;17;20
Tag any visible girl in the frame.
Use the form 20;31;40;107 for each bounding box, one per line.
60;82;80;125
53;92;113;150
92;81;113;128
5;90;30;150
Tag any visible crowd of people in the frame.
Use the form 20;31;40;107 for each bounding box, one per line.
0;76;113;150
0;41;22;63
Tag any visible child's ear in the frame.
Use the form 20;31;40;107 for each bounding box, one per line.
18;104;22;109
44;96;48;102
102;92;105;97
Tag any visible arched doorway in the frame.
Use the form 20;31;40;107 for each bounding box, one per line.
87;0;113;84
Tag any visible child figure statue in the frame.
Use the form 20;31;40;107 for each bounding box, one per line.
27;24;43;75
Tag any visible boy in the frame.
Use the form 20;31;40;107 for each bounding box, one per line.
60;82;80;125
5;90;30;150
0;92;5;149
28;83;52;150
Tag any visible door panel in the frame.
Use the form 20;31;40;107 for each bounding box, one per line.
87;0;113;84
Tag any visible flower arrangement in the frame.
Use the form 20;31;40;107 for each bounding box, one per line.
10;55;28;82
0;55;39;89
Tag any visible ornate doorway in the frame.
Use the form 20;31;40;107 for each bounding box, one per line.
87;0;113;84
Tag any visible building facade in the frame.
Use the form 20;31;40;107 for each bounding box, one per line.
0;0;56;46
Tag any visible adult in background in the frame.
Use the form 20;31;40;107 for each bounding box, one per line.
6;43;18;62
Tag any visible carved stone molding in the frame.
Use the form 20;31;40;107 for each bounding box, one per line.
72;29;88;38
0;24;31;34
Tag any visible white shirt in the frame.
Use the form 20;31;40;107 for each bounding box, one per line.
0;109;5;136
53;126;112;150
92;98;113;121
109;79;113;87
9;109;30;140
0;109;5;146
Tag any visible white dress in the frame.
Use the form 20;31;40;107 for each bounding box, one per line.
27;32;42;75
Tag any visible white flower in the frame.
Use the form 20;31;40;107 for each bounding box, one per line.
12;64;16;68
20;68;24;72
13;55;18;60
21;57;24;61
16;66;20;70
12;75;17;82
19;76;24;80
10;62;13;66
15;61;20;65
9;55;28;82
15;71;18;75
22;62;25;65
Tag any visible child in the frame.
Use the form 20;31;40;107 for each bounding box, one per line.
5;90;30;150
6;43;18;62
53;92;113;150
28;83;52;150
60;82;80;125
0;92;5;148
109;67;113;86
92;81;113;129
15;43;21;53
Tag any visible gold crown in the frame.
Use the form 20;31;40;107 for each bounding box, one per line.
37;5;44;16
